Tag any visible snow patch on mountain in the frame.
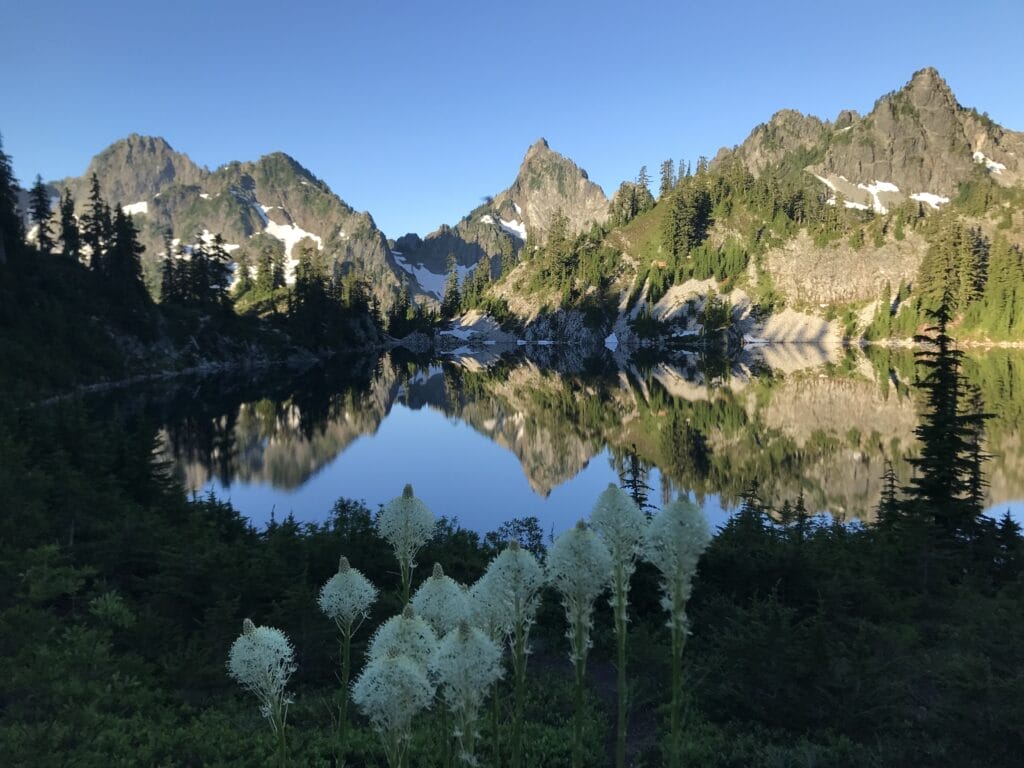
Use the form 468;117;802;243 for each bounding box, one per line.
973;150;1006;174
498;217;527;241
392;250;474;298
479;214;494;224
122;201;148;216
910;192;950;209
857;180;899;214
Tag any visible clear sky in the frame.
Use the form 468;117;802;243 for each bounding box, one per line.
3;0;1023;239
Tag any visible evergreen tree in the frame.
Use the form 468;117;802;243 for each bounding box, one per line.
636;165;650;192
106;206;147;304
902;310;990;534
876;460;900;526
659;159;675;199
81;173;111;270
160;230;179;303
0;133;23;265
206;234;233;308
58;188;80;262
28;175;54;255
618;446;654;512
441;253;461;319
234;249;253;295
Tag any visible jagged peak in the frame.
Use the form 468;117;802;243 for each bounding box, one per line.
95;134;176;160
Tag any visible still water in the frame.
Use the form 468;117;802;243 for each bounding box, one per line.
153;345;1024;535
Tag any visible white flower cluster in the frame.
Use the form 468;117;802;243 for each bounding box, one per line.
367;604;438;666
376;484;436;572
411;563;470;637
547;520;612;663
431;621;503;713
590;484;646;575
227;619;297;724
644;499;711;632
471;540;545;644
351;648;436;735
318;556;378;633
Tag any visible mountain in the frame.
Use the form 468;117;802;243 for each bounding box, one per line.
54;134;407;307
720;67;1024;211
391;138;609;299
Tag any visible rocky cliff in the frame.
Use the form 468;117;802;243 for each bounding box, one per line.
392;138;609;298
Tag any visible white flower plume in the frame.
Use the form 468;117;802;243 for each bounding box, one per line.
644;498;711;632
367;604;438;666
227;619;297;724
546;520;612;664
352;649;435;735
411;562;470;637
474;540;544;644
431;622;503;710
376;484;436;573
590;483;646;574
318;555;378;633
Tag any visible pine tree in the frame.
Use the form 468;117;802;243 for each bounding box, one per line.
28;175;54;255
58;188;80;262
441;252;461;319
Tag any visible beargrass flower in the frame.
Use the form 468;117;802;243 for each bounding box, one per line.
589;484;646;768
352;647;436;768
227;619;296;766
430;621;504;765
376;484;436;603
367;604;437;666
643;498;711;767
411;562;470;637
547;520;612;768
474;540;544;768
644;498;711;635
318;556;378;750
319;555;378;633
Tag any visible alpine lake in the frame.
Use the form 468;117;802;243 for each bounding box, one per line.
101;343;1024;536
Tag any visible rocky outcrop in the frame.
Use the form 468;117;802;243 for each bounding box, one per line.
394;138;608;295
717;67;1024;210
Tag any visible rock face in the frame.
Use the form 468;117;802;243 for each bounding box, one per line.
54;136;406;308
718;67;1024;209
714;109;828;176
393;138;608;297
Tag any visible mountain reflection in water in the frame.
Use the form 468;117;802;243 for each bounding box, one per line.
152;345;1024;533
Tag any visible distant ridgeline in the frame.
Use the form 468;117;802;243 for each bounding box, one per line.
4;66;1024;402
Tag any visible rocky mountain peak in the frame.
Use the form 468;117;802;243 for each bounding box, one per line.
507;139;607;241
70;134;204;204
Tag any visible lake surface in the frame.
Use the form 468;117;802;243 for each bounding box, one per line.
149;345;1024;535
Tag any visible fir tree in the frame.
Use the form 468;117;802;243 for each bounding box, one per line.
0;133;23;265
902;309;991;534
58;188;80;262
28;175;54;255
106;206;147;304
659;159;675;199
160;229;178;303
440;253;461;319
81;173;111;270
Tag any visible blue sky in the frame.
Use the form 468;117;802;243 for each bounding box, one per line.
3;0;1023;238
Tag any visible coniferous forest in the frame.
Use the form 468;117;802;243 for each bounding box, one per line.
1;128;1023;768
